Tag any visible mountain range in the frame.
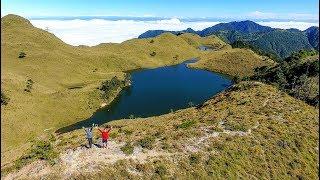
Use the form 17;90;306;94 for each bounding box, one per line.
138;21;319;59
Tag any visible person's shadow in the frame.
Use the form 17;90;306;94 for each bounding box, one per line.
81;143;102;149
94;143;102;148
81;138;103;149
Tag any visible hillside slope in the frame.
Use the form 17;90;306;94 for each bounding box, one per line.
190;48;275;77
1;14;200;163
3;82;319;179
249;30;314;59
178;33;231;50
304;26;319;50
0;14;281;167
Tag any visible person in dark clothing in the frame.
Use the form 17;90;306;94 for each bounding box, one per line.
82;124;95;148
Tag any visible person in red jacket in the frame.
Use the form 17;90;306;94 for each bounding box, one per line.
98;125;112;148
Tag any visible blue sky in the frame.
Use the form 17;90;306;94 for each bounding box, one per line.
1;0;319;21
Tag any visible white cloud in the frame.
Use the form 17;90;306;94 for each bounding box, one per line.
257;21;318;30
30;18;318;46
30;18;220;46
248;11;319;21
288;13;318;20
249;11;276;19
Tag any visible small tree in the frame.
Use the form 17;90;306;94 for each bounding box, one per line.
124;74;131;86
232;74;241;83
18;52;26;58
24;79;34;92
150;51;156;57
1;92;9;105
275;69;287;89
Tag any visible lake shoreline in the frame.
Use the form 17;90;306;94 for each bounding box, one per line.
56;57;233;133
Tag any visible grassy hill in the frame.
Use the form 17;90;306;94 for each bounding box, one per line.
178;33;231;50
3;82;318;179
189;48;275;77
1;14;200;163
1;14;272;164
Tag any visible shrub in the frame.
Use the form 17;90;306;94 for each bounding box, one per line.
251;49;319;106
223;121;248;131
161;142;170;150
24;78;34;92
150;51;156;57
99;76;130;99
136;163;147;172
109;132;119;139
120;143;134;155
48;133;56;142
232;75;241;83
123;129;133;135
100;77;121;92
237;99;250;105
1;91;9;105
14;140;58;169
18;51;26;58
189;153;201;165
150;39;154;43
176;120;196;129
124;74;131;86
138;136;155;149
154;164;167;176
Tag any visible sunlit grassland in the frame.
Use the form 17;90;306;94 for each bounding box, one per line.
0;14;285;167
1;15;200;163
190;48;276;77
42;82;319;179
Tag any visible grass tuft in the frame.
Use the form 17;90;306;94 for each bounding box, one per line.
120;142;134;155
176;120;196;129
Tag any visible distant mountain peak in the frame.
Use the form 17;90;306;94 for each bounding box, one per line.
304;26;319;50
304;26;319;32
232;20;256;24
185;27;194;31
200;20;273;36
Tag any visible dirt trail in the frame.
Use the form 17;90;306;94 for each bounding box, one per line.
60;139;174;176
3;123;259;179
3;139;176;180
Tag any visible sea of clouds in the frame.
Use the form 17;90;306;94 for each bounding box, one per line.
30;18;318;46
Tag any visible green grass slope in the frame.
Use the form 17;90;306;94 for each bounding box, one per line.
178;33;231;50
0;14;200;163
3;82;318;179
1;14;277;166
190;48;275;77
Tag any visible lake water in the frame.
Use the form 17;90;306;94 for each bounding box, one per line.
56;59;232;133
198;45;215;51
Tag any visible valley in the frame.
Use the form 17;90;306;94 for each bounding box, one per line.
1;14;319;179
0;14;271;165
